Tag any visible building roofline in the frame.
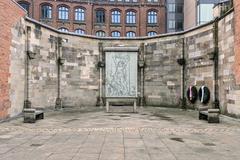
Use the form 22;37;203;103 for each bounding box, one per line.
25;8;234;40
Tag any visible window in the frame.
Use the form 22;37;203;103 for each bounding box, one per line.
41;5;52;19
96;10;105;23
168;20;175;29
197;3;214;25
18;2;30;15
126;0;138;2
176;4;183;13
111;31;120;37
168;4;175;12
148;11;157;24
147;0;158;2
96;31;106;37
111;10;121;24
147;31;157;36
126;11;136;24
58;6;69;20
126;31;136;37
176;21;183;30
58;27;69;32
75;29;85;35
75;8;85;21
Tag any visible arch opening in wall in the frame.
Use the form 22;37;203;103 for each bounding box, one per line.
58;27;69;32
147;31;157;37
58;5;69;20
126;31;136;37
18;1;30;15
41;3;52;19
126;10;136;24
75;29;85;35
75;7;85;22
111;31;121;37
111;10;121;24
147;10;158;24
95;9;105;24
96;30;106;37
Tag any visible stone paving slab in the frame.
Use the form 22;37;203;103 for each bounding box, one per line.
0;107;240;160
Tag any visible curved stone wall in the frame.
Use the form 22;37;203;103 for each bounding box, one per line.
2;5;240;119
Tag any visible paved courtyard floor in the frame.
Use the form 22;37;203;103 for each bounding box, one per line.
0;107;240;160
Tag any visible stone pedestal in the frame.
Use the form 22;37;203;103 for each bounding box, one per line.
24;100;31;109
55;98;62;109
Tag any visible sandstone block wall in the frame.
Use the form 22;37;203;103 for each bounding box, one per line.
184;25;215;109
144;38;183;107
1;2;240;119
218;12;240;116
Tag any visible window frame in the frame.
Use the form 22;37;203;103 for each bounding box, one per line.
96;9;105;24
75;7;85;22
147;31;157;36
96;30;106;37
41;4;52;19
126;10;136;24
58;6;69;20
111;10;121;24
18;1;30;15
111;31;121;37
147;10;157;24
58;27;69;32
75;29;85;35
126;31;136;37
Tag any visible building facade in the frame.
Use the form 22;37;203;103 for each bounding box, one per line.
184;0;232;30
16;0;166;37
166;0;184;33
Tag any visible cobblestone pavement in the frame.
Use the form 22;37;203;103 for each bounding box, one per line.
0;107;240;160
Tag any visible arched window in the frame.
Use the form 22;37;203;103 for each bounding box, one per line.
148;11;157;24
18;1;30;14
58;6;69;20
147;31;157;36
96;31;106;37
111;10;121;24
41;4;52;19
126;11;136;24
75;8;85;21
96;10;105;23
58;27;69;32
126;31;136;37
75;29;85;35
111;31;121;37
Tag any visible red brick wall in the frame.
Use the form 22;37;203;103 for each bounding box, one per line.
15;0;166;36
0;0;25;119
234;0;240;84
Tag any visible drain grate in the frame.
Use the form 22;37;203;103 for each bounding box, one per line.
30;144;43;147
152;113;174;121
119;115;130;117
203;142;216;146
170;137;184;143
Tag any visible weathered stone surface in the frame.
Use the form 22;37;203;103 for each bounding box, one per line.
1;4;240;119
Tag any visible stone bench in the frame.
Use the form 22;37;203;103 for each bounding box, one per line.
23;108;44;123
106;98;137;113
199;107;220;123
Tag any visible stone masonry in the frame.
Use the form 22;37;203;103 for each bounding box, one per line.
0;0;26;119
1;1;240;120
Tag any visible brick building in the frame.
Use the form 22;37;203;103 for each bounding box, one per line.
16;0;166;37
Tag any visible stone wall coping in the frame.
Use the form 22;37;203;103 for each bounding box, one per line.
103;47;139;52
25;8;233;41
